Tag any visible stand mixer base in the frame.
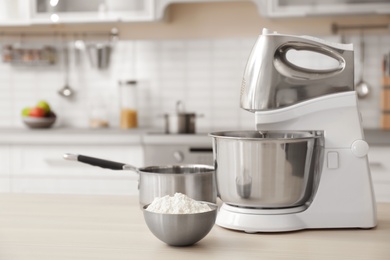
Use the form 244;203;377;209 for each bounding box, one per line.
216;203;309;233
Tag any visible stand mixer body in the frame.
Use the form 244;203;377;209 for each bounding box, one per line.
215;29;377;232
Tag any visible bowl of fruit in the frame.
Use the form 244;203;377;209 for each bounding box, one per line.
21;101;56;129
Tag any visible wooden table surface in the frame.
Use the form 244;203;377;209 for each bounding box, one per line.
0;194;389;260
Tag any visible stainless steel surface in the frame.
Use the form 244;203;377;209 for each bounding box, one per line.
64;153;216;206
356;32;371;99
63;153;78;161
143;143;213;165
209;130;324;208
164;101;200;134
143;202;217;246
142;132;214;204
164;113;196;134
87;43;111;70
240;29;354;112
138;165;216;206
58;47;74;98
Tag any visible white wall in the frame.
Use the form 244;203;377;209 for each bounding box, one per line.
0;33;387;131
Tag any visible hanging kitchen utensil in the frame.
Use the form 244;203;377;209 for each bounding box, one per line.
87;43;111;70
85;28;118;70
74;34;85;66
355;31;370;99
58;45;75;98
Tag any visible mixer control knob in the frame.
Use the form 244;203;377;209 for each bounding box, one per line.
351;140;369;157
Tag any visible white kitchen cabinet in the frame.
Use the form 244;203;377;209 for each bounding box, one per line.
0;0;160;25
254;0;390;18
9;144;143;195
368;146;390;202
0;146;11;192
0;0;31;26
30;0;156;24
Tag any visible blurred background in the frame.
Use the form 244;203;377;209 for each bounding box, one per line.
0;0;389;130
1;0;390;199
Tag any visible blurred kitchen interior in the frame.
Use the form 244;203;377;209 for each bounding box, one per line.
1;0;389;131
2;0;390;199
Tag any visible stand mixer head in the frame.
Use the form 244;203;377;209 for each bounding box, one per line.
241;28;354;112
211;28;377;233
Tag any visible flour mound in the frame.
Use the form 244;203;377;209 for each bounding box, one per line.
146;193;212;214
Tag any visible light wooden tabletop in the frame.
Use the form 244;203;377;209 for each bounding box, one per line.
0;194;389;260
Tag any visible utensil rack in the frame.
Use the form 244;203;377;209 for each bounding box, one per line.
0;27;119;42
2;44;57;66
0;28;118;66
331;23;390;34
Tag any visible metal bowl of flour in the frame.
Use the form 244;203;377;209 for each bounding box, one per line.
142;202;217;246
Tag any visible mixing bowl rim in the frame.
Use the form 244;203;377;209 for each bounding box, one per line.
209;130;321;141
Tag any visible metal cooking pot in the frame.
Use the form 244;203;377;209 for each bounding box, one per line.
164;113;196;134
164;101;202;134
209;131;324;209
63;153;216;206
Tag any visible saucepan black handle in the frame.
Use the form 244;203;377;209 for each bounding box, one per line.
63;153;129;170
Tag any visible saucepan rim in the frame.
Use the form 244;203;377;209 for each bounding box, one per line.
139;164;214;174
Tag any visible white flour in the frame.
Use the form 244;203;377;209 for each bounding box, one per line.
146;193;212;214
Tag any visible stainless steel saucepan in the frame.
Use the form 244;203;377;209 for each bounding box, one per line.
63;153;216;206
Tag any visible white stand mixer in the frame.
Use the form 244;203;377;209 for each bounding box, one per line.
216;29;377;232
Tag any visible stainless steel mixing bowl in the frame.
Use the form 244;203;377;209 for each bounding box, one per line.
209;130;323;209
143;202;217;246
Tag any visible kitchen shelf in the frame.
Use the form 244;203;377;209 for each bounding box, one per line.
0;29;119;41
2;45;57;66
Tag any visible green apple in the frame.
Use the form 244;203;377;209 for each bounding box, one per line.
36;100;51;114
21;107;31;117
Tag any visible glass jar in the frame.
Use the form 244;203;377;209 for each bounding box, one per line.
119;80;138;129
89;97;109;128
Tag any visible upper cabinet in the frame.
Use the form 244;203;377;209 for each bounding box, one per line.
0;0;31;26
0;0;159;26
254;0;390;18
31;0;155;24
1;0;390;26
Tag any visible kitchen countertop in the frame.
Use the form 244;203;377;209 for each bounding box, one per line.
0;127;213;145
0;194;389;260
0;127;145;145
0;127;388;145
